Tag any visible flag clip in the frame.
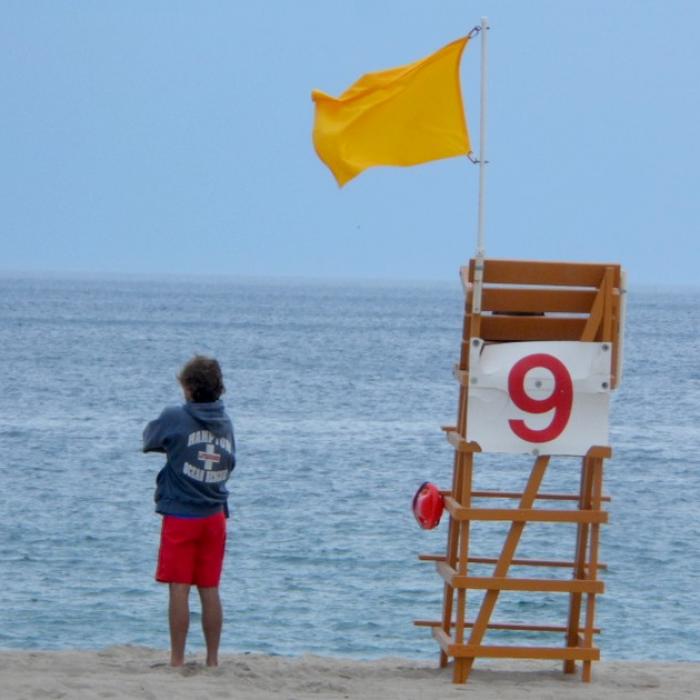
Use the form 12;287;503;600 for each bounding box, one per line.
467;153;489;165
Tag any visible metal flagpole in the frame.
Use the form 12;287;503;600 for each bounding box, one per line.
471;16;489;316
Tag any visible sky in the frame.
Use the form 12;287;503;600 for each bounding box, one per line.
1;1;699;285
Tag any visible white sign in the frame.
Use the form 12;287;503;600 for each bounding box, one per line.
466;340;611;456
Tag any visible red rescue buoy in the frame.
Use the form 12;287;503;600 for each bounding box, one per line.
412;482;444;529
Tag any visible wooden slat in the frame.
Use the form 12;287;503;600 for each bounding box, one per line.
462;576;603;595
482;287;598;314
443;499;608;524
440;290;474;672
611;291;622;388
565;454;595;675
458;644;599;662
456;444;476;654
471;490;611;503
465;259;620;289
418;553;607;570
466;556;607;571
415;620;601;634
582;457;605;682
433;627;600;661
473;490;579;500
602;267;615;343
436;565;605;594
440;448;475;668
475;315;587;341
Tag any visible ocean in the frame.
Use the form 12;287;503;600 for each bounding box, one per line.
0;274;698;661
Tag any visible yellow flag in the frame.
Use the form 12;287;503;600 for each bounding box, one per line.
311;37;471;186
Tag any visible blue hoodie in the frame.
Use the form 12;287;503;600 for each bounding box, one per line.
143;400;236;517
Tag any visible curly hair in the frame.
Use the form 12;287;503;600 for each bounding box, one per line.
178;355;225;403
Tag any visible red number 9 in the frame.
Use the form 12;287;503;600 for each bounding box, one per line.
507;353;573;443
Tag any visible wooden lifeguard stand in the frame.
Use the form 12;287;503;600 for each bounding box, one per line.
415;258;625;684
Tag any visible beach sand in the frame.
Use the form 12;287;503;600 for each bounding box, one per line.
0;646;696;700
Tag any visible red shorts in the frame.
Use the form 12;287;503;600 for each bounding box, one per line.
156;513;227;587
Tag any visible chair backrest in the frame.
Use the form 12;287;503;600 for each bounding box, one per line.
461;259;624;387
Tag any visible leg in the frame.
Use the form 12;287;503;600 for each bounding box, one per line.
168;583;191;666
565;457;593;674
157;516;198;667
198;586;222;666
193;513;227;666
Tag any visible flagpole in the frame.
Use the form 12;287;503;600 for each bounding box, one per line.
471;16;489;316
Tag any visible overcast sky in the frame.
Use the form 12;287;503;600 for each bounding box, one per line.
2;1;698;285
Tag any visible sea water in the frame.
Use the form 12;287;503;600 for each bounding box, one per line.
0;274;698;660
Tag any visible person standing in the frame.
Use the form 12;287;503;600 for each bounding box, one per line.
143;355;236;667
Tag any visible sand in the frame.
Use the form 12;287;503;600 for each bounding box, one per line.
0;646;697;700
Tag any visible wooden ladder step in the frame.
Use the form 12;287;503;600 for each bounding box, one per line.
437;563;604;594
470;490;611;503
443;498;608;524
418;553;607;570
414;620;601;634
433;627;600;661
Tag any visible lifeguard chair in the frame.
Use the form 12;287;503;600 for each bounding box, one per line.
415;258;625;684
